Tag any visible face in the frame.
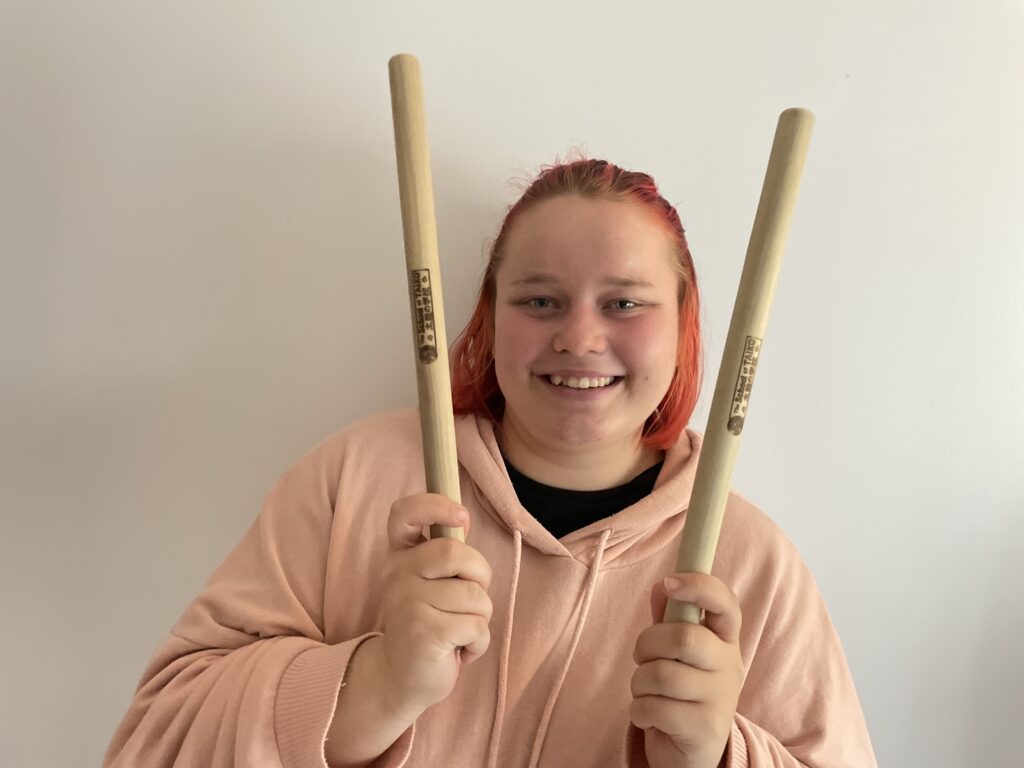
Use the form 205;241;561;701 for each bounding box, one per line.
493;195;681;452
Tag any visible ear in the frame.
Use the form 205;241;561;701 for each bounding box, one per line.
649;578;669;625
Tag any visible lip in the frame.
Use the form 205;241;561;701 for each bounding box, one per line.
535;373;623;399
540;370;624;379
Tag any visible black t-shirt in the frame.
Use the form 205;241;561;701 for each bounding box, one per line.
503;456;664;539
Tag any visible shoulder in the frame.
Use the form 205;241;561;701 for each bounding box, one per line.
714;492;838;658
721;491;797;556
675;431;804;572
262;408;424;494
335;407;422;445
284;408;486;485
306;407;423;462
717;490;815;598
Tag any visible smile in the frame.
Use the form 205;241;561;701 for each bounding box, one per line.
545;374;618;389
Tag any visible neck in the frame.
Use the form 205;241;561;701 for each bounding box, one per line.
497;415;662;491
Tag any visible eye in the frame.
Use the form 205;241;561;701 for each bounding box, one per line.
609;299;640;311
524;297;555;309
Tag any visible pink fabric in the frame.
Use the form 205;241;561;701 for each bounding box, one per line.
105;408;877;767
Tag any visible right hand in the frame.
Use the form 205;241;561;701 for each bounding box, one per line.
377;493;493;722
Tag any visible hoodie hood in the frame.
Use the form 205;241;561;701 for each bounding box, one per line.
455;411;702;566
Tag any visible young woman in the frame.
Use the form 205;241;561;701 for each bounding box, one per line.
105;160;876;767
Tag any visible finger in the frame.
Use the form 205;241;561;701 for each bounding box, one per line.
447;613;490;663
629;696;711;739
411;603;491;663
420;575;493;623
408;537;493;591
387;494;470;551
662;573;742;644
650;579;668;625
633;622;721;671
630;658;710;702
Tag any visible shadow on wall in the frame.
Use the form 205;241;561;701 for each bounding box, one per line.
898;505;1024;768
2;95;497;766
964;529;1024;768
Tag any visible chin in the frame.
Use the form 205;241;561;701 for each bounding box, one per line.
543;418;623;448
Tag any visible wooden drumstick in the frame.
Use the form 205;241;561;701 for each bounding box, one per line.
388;53;464;543
664;109;815;624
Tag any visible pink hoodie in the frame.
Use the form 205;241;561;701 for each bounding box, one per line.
105;409;876;767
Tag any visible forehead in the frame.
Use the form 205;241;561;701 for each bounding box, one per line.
498;195;676;281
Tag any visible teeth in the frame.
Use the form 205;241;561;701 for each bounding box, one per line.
548;375;615;389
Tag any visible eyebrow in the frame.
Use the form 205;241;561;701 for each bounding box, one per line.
509;272;656;289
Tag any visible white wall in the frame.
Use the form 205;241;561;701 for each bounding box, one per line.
2;2;1022;765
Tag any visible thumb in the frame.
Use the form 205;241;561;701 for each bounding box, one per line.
649;579;669;624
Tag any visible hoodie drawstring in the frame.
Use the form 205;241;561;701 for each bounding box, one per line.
485;527;613;768
486;528;522;768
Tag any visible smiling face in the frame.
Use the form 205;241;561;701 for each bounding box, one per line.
493;194;681;460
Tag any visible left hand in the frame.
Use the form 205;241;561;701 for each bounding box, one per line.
629;572;745;768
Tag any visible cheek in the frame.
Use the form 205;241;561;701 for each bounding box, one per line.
619;313;679;379
493;309;542;374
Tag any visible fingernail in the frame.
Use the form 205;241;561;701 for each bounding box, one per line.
664;576;682;591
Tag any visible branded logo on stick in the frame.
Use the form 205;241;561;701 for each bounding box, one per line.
410;269;438;363
728;336;762;435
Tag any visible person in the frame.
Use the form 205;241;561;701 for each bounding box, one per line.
104;159;877;767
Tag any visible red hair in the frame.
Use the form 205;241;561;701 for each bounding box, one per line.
449;158;702;451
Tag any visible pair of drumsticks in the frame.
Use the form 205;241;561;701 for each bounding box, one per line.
387;54;813;625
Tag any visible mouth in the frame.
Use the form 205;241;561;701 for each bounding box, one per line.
539;374;624;391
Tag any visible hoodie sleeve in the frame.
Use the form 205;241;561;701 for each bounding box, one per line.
103;436;415;768
716;520;877;768
627;510;876;768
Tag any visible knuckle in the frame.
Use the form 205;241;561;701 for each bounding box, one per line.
650;659;674;688
628;697;649;727
407;594;431;623
403;610;429;645
388;496;405;518
477;555;493;590
479;589;494;621
458;577;478;602
438;536;462;564
389;494;417;522
632;633;649;665
455;577;476;606
386;551;414;584
382;568;408;604
629;667;645;697
676;625;698;655
380;573;399;606
421;537;458;572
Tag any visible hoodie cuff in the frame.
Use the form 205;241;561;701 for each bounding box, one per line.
721;718;748;768
625;719;747;767
275;632;415;768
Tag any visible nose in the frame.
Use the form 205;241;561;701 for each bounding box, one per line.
552;305;607;356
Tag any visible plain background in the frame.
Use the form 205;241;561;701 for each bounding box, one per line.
2;2;1022;766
